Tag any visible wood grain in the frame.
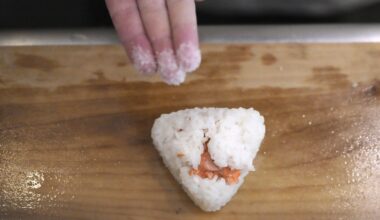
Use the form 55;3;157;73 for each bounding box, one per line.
0;44;380;220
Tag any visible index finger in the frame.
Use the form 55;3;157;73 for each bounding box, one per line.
166;0;201;72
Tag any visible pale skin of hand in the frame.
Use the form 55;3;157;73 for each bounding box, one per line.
106;0;201;85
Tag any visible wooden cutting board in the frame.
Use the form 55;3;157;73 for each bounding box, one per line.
0;44;379;220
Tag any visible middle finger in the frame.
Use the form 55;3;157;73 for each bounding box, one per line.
137;0;185;85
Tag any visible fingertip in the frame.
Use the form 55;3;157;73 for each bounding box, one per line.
157;49;187;85
177;42;201;73
161;68;186;86
130;46;156;75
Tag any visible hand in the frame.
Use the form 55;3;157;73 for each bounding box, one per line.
106;0;201;85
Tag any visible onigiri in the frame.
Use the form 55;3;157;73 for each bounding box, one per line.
151;107;265;211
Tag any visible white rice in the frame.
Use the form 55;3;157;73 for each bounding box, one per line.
151;107;265;211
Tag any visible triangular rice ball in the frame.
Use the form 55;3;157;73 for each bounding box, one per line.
151;108;265;211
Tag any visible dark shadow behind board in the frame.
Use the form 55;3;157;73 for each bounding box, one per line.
2;0;380;29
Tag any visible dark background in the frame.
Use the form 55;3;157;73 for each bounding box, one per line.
1;0;380;29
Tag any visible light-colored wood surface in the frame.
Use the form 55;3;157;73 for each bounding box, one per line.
0;44;379;220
